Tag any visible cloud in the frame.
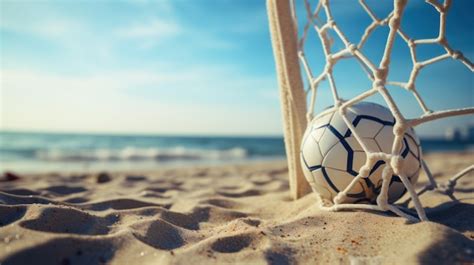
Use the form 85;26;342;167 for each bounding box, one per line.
115;17;184;50
116;18;182;39
0;2;111;61
0;1;281;135
0;2;84;40
0;15;83;40
0;67;281;135
115;16;237;50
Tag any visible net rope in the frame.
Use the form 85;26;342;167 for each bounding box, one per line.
293;0;474;221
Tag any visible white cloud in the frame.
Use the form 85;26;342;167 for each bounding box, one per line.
116;18;182;39
0;1;83;40
0;68;281;135
0;3;113;62
115;18;184;50
1;16;83;40
114;17;238;50
0;1;281;135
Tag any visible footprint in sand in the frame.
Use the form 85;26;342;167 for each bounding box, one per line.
204;198;241;209
1;237;118;265
217;189;262;198
0;205;27;227
125;175;148;182
265;251;292;265
0;188;40;196
132;219;184;250
42;185;86;195
82;198;170;211
210;235;253;253
19;206;110;235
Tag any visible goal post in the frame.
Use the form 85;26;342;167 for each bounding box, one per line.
267;0;312;199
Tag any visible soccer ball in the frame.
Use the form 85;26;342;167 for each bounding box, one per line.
300;102;422;204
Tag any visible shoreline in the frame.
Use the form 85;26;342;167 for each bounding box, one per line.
2;149;472;176
1;157;288;176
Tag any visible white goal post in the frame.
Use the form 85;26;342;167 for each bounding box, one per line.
267;0;312;199
267;0;474;220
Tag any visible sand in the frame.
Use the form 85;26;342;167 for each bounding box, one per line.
0;152;473;265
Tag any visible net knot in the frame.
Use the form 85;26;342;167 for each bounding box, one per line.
438;36;447;45
413;63;422;71
337;104;346;115
325;55;335;72
373;79;385;91
406;82;415;91
450;50;462;60
393;123;405;136
347;43;357;53
390;155;404;175
327;19;336;28
388;15;401;28
407;39;415;48
375;68;388;81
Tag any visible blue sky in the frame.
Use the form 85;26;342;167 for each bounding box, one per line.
0;0;472;137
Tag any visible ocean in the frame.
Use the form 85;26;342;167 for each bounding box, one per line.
0;131;472;173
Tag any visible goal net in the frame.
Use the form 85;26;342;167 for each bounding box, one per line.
267;0;473;221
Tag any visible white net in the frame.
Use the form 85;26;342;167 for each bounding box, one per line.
271;0;474;221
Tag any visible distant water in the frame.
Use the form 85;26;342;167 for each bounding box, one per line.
0;132;472;173
0;132;286;173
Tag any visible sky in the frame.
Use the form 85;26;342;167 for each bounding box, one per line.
0;0;473;137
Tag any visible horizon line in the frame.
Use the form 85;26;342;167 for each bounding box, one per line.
0;128;285;139
0;128;466;140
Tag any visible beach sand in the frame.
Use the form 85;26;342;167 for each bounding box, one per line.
0;152;473;265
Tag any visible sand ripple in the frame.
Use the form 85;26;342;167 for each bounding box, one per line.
0;154;473;264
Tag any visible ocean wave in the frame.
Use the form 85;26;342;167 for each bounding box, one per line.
35;147;248;162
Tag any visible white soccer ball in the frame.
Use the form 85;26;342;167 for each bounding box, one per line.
300;102;422;204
